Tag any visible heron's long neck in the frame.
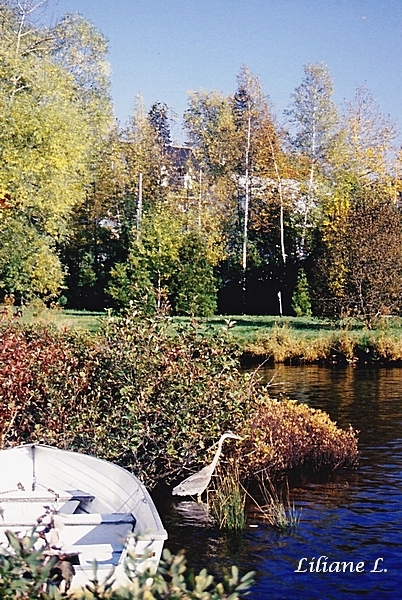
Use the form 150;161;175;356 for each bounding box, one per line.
210;437;226;471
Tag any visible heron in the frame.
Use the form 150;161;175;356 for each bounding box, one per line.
172;432;243;503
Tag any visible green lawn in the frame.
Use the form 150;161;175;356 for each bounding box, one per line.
172;314;338;345
2;305;106;334
4;306;402;362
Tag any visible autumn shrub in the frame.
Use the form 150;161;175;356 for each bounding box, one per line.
0;310;251;487
0;319;93;448
0;309;358;489
240;396;359;476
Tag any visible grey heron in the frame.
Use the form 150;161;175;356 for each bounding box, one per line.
172;432;242;502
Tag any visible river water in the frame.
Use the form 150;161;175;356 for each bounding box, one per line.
156;365;402;599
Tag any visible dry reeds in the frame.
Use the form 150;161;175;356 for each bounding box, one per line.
244;322;402;364
254;477;300;530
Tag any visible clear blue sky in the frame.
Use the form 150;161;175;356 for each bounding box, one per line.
51;0;402;143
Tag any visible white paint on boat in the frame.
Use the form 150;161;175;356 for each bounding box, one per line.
0;444;167;589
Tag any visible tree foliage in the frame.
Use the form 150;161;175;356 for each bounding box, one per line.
0;1;401;322
0;0;112;303
313;186;402;326
342;85;398;184
107;203;217;316
285;62;342;257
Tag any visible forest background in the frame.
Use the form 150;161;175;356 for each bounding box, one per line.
2;0;402;328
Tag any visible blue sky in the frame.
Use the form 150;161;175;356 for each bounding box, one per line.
51;0;402;143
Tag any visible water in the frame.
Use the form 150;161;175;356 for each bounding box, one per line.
156;365;402;599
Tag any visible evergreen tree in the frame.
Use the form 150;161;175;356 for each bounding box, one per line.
291;268;312;317
170;232;217;316
148;101;172;149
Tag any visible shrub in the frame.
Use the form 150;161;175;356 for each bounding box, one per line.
0;311;250;487
0;310;358;488
0;320;93;448
240;396;359;476
0;531;56;599
73;311;248;486
0;531;254;599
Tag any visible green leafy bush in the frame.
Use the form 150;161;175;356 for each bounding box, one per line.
0;531;55;599
0;531;254;599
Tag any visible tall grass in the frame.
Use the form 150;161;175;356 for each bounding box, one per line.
245;322;402;364
209;464;247;531
254;477;300;531
172;315;402;363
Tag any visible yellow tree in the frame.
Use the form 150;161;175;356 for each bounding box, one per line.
183;89;240;265
342;85;398;185
285;62;342;258
0;0;112;302
315;85;400;311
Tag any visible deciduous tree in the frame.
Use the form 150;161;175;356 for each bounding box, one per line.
313;186;402;326
285;62;342;257
342;85;398;184
0;0;112;302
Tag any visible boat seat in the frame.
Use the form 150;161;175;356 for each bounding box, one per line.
0;489;95;503
59;513;135;526
55;515;135;560
0;489;96;525
63;543;125;568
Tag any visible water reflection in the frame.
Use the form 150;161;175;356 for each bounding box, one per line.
158;365;402;599
172;500;211;526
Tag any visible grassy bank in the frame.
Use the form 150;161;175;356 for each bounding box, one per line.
1;303;105;333
173;315;402;364
4;305;402;363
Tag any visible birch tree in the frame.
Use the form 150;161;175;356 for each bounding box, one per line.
342;85;398;185
184;89;239;263
285;62;341;257
233;66;266;281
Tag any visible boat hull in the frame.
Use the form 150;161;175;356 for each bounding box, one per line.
0;444;167;589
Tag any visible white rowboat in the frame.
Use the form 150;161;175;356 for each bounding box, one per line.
0;444;168;590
